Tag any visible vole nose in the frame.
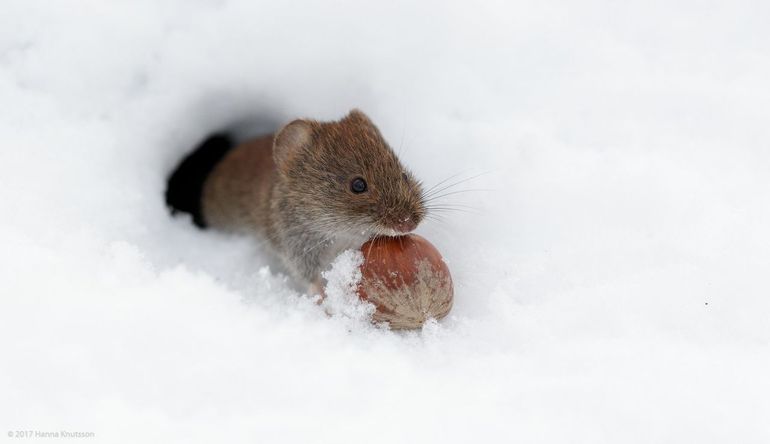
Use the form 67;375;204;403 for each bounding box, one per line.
394;218;417;233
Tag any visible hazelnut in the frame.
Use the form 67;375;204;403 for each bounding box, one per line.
358;235;453;329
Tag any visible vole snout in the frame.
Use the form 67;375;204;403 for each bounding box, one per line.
393;218;418;234
377;198;424;235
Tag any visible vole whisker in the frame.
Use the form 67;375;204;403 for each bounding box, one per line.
421;171;491;200
424;188;492;202
421;172;467;196
423;206;479;215
423;203;478;210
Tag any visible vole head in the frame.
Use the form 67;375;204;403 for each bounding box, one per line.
273;109;426;237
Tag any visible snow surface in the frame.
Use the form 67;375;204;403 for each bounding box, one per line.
2;1;770;442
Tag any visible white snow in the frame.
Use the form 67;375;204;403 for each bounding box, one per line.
2;0;770;442
321;249;376;326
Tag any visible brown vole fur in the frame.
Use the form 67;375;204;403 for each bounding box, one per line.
190;109;426;289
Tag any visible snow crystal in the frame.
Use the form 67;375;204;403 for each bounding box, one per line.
321;249;377;327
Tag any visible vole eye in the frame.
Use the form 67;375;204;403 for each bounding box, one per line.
402;173;408;181
350;177;367;194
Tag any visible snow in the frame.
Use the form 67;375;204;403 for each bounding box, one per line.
1;0;769;442
321;249;376;325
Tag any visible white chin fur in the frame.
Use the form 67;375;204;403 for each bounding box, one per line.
374;227;407;237
343;225;406;240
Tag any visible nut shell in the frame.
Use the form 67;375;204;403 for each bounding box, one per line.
358;234;453;329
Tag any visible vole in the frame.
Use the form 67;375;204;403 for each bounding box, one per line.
165;109;426;293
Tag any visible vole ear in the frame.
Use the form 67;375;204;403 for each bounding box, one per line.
274;119;312;172
343;108;373;125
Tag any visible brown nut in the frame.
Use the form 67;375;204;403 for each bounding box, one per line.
358;234;453;329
